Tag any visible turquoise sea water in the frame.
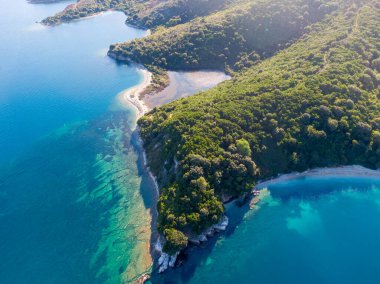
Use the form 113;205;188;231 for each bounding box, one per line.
3;1;380;284
154;176;380;284
0;0;156;283
0;0;144;163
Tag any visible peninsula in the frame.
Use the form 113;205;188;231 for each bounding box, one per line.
42;0;380;271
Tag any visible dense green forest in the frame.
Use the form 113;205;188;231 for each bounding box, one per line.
42;0;141;25
43;0;380;255
126;0;233;29
41;0;230;26
137;0;380;253
109;0;340;71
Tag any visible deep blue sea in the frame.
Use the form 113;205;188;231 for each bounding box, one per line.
0;0;156;283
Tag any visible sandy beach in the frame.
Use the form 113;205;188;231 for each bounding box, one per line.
256;165;380;188
118;68;230;117
117;66;152;118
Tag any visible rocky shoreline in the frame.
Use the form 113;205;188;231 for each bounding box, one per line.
124;72;231;274
112;35;380;281
107;31;238;277
111;58;235;275
109;51;380;278
152;215;229;273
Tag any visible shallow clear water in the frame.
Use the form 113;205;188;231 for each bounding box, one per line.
154;176;380;284
144;71;230;108
0;0;156;283
4;1;380;284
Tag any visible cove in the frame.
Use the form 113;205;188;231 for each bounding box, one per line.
153;173;380;284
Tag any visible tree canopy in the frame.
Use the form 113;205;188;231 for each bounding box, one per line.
138;0;380;254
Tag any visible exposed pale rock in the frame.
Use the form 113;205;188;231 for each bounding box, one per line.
213;216;229;231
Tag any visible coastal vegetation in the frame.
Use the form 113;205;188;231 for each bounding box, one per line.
140;65;169;98
41;0;141;25
125;0;232;29
109;0;340;71
42;0;380;257
41;0;231;27
137;0;380;253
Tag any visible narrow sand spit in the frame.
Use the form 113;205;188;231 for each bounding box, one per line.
256;165;380;188
117;66;152;118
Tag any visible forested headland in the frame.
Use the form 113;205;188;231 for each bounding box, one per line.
137;0;380;253
42;0;380;255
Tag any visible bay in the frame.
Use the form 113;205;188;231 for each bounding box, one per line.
154;175;380;284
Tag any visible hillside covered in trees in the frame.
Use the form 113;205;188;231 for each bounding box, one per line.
109;0;340;71
41;0;232;27
43;0;380;256
137;0;380;253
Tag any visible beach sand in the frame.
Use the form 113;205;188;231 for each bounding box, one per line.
117;66;152;118
256;165;380;189
118;68;229;117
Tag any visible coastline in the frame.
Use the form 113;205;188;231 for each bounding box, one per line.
117;65;162;277
117;66;233;276
119;67;380;277
41;9;121;26
117;66;231;117
256;165;380;189
117;66;152;119
144;70;231;109
116;66;380;278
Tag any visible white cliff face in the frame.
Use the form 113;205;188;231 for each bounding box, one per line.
169;252;179;267
155;238;163;253
156;237;179;273
156;215;229;273
189;215;229;243
157;251;180;273
158;253;170;273
213;215;229;231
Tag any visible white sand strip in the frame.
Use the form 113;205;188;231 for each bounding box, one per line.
256;165;380;188
118;66;152;118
